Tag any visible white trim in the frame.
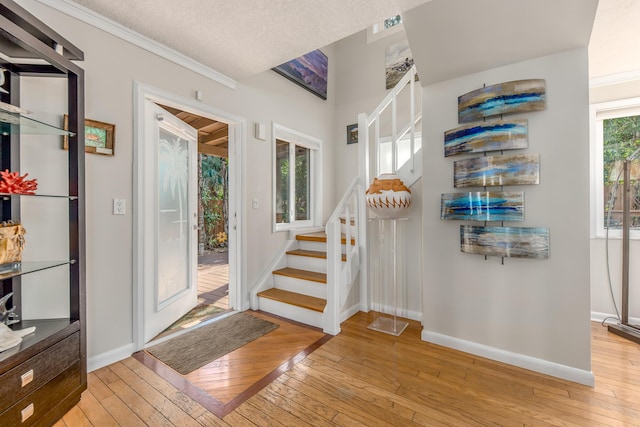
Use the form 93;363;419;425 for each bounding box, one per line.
340;303;362;323
591;310;640;325
272;122;322;233
36;0;237;89
590;70;640;88
87;343;136;373
133;81;246;350
422;330;595;387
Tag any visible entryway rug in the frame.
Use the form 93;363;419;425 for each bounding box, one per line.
147;312;279;374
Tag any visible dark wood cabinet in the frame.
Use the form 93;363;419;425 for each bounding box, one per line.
0;0;86;424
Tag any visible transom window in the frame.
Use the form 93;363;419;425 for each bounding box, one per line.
273;124;321;231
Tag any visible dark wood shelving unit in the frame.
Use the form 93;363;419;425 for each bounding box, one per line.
0;0;86;424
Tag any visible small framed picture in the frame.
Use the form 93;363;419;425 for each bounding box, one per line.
347;123;358;144
63;115;115;156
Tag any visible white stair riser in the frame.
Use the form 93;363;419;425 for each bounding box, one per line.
340;223;357;236
273;275;326;299
297;240;327;252
258;297;323;329
286;254;327;273
297;239;352;253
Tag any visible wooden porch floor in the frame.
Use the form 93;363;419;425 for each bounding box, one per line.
55;313;640;426
198;250;229;311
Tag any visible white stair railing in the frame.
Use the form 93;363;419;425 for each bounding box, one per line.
324;177;362;335
325;66;421;333
357;65;421;314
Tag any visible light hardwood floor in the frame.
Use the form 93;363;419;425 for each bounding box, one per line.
55;312;640;426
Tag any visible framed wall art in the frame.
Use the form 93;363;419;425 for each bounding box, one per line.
273;49;328;100
347;123;358;144
63;115;115;156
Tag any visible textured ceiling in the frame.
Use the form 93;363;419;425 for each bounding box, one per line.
67;0;430;81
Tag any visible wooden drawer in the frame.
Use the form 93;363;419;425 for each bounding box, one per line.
0;332;79;413
0;361;81;426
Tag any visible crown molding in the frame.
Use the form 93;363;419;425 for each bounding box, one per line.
35;0;237;89
590;69;640;88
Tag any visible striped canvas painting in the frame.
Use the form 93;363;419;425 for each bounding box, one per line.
441;191;524;221
444;119;528;157
460;225;550;259
453;153;540;188
458;79;546;124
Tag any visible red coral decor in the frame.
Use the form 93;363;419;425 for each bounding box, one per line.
0;169;38;195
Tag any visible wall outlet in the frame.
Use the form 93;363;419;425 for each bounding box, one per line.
113;198;125;215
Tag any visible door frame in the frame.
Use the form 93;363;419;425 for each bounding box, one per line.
133;81;246;350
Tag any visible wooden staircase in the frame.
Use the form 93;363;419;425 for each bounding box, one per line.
257;231;353;329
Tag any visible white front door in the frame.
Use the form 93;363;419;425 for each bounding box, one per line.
142;101;198;342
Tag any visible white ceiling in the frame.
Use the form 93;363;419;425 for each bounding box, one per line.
402;0;599;85
60;0;635;85
67;0;430;81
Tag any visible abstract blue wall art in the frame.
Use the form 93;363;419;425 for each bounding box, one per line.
453;153;540;188
458;79;546;123
460;226;550;259
444;119;528;157
441;191;524;221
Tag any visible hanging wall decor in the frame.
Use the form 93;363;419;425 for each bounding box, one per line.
453;153;540;188
273;49;328;100
441;191;524;222
460;225;549;259
385;39;419;89
458;79;546;123
444;119;528;157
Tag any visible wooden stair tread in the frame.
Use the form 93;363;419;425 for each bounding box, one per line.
296;232;355;245
273;267;327;283
287;249;346;262
257;288;326;312
287;249;327;259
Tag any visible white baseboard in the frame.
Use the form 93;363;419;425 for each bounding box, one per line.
340;303;361;323
591;311;640;325
422;330;594;387
88;342;137;372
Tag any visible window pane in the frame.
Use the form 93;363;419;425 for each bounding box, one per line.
276;140;290;224
384;15;402;30
295;146;310;221
603;115;640;230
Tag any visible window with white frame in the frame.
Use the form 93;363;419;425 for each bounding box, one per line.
591;98;640;238
273;124;320;231
367;14;404;43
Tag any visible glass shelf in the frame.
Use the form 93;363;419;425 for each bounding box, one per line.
0;318;76;366
0;192;78;200
0;110;75;136
0;260;74;281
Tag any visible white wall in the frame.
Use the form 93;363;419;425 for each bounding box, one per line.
333;28;422;320
421;49;592;381
19;0;336;362
589;79;640;321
